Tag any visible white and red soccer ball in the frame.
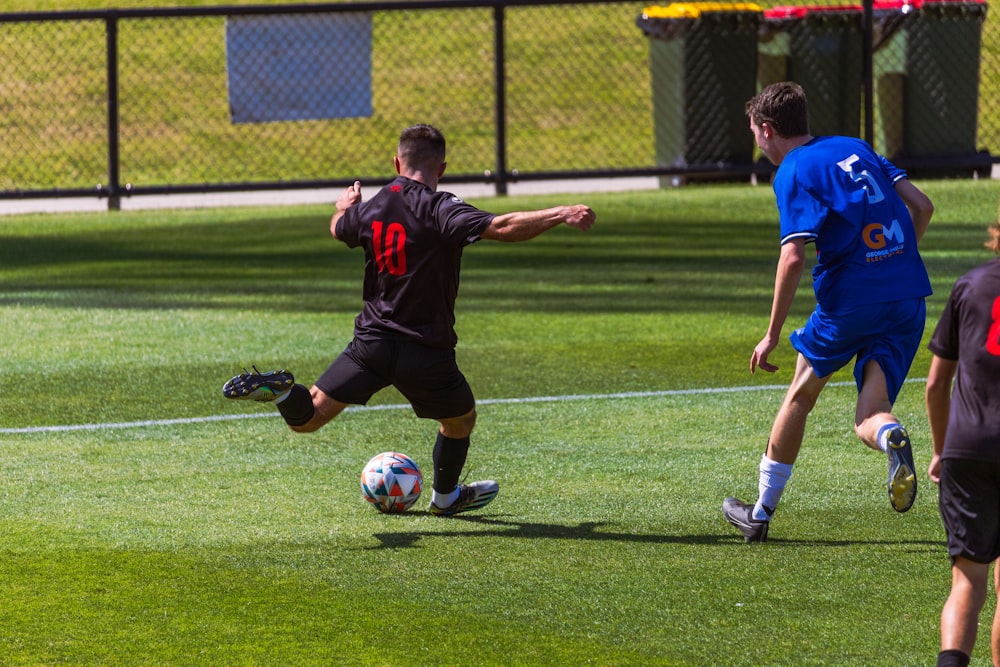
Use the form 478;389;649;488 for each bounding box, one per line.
360;451;423;513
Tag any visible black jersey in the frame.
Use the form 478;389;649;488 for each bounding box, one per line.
928;257;1000;461
335;176;495;349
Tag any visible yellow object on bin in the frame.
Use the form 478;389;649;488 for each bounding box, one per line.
642;3;762;19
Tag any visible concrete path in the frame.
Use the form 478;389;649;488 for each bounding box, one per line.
1;165;995;216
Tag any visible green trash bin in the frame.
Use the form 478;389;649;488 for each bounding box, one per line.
758;5;863;138
637;3;762;186
757;7;796;92
872;0;913;160
873;0;988;175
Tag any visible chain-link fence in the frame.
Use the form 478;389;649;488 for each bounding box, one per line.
0;0;995;207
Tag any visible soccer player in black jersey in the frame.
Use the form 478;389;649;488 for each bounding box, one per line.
927;218;1000;667
223;124;595;516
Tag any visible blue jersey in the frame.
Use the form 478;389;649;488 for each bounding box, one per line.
773;136;932;311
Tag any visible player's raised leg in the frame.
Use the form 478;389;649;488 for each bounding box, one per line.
223;366;347;432
855;359;917;513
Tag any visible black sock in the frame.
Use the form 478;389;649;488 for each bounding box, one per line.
432;432;470;493
276;384;315;427
937;649;970;667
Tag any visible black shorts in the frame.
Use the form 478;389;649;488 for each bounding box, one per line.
939;458;1000;563
315;337;475;420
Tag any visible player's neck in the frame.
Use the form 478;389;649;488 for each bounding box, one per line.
400;169;438;192
773;134;814;165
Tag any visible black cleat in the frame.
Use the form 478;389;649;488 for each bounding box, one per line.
723;497;769;543
430;480;500;516
885;425;917;513
222;366;294;402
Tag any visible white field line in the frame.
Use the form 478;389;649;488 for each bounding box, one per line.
0;378;927;435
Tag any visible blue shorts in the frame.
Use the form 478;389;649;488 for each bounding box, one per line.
789;298;925;404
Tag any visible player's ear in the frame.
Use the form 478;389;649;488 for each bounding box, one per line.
438;161;447;178
394;155;402;174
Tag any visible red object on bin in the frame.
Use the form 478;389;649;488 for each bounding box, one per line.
764;4;861;17
764;5;807;18
872;0;984;9
765;0;985;17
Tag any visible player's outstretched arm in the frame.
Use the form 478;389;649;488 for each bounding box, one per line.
480;204;595;242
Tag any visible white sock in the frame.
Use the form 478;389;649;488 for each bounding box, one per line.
432;487;460;508
754;455;793;521
876;423;901;453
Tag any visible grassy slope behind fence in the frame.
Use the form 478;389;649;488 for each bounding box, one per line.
0;0;996;188
0;4;649;187
0;181;999;664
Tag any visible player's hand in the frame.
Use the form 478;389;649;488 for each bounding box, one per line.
562;205;595;231
337;181;362;212
750;335;779;374
927;452;942;485
330;181;363;239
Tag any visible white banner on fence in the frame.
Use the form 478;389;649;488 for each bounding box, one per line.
225;12;373;124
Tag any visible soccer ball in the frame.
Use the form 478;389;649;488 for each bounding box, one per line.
360;451;423;513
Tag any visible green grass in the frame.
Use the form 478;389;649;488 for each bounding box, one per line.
1;179;999;665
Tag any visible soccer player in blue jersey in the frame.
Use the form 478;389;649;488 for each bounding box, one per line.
723;82;935;542
222;124;595;517
927;219;1000;667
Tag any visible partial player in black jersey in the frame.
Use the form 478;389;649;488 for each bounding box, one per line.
223;124;595;517
927;217;1000;667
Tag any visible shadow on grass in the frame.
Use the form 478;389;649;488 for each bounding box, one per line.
0;208;782;315
366;514;944;550
1;194;990;314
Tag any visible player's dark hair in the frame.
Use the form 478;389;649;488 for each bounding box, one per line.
398;124;446;171
745;81;810;138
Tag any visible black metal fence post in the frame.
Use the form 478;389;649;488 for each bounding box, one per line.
493;3;508;196
105;14;121;211
862;0;874;145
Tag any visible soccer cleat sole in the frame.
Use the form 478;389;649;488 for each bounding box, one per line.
885;426;917;513
889;464;916;513
222;367;295;402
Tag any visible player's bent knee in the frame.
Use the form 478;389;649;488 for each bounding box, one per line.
440;408;477;438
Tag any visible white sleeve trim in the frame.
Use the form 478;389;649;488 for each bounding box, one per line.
780;231;817;245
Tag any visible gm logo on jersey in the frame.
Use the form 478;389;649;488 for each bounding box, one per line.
836;154;906;263
863;219;905;262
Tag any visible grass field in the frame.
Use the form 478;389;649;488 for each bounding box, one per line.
1;179;999;665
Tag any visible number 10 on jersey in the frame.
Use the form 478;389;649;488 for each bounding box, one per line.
372;220;407;276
